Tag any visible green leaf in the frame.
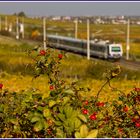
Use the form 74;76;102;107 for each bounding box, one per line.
50;91;56;97
56;128;66;138
64;106;73;119
55;121;62;126
31;116;41;123
37;106;44;112
56;99;61;104
74;118;82;129
65;126;73;133
64;89;74;96
9;118;18;125
43;108;51;118
36;67;42;75
58;106;64;114
33;122;44;132
75;132;82;138
44;121;49;129
0;105;4;112
62;97;70;105
57;114;66;122
68;119;75;130
86;129;98;138
13;125;20;131
71;110;78;118
49;100;56;108
78;114;87;123
63;120;70;128
80;124;89;138
34;111;42;117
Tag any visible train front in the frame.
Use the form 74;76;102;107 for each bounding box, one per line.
108;44;123;60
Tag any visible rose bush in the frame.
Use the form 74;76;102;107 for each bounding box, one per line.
0;46;139;138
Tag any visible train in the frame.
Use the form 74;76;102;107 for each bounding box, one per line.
47;34;123;60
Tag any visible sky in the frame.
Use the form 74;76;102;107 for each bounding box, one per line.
0;2;140;16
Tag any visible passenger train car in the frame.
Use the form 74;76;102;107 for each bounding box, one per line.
47;34;123;60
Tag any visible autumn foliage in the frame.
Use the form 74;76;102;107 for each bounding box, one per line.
0;46;139;138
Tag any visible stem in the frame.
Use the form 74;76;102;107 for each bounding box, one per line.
96;78;110;101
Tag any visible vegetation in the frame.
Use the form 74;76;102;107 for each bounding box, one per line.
29;21;140;56
0;44;139;138
0;13;140;59
13;11;27;17
0;14;139;138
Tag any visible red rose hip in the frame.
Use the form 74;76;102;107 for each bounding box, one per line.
96;102;105;107
135;122;140;128
89;114;97;120
40;50;46;56
50;85;54;90
83;100;89;105
58;54;63;59
82;109;88;114
0;83;3;89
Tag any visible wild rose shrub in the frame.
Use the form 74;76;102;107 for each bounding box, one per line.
0;46;139;138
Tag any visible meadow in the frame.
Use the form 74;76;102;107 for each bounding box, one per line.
0;14;140;59
0;14;140;138
0;36;139;138
0;35;139;101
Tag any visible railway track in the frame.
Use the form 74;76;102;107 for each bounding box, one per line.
15;38;140;71
116;58;140;71
1;35;140;71
90;57;140;71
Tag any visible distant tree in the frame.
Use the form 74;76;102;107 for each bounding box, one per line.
13;12;26;17
18;11;26;17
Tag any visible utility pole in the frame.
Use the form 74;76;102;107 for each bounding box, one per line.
126;19;130;60
9;23;12;32
43;17;47;50
21;17;24;39
75;18;78;39
0;17;1;31
5;16;8;31
87;19;90;60
16;17;19;40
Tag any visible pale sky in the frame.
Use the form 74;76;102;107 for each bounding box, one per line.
0;2;140;16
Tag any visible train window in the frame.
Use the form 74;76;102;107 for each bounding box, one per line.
107;45;109;54
90;44;96;51
97;45;105;52
77;42;82;48
101;46;105;52
111;47;121;52
94;46;97;51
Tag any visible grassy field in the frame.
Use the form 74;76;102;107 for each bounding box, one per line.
1;72;139;102
0;14;140;139
0;14;140;59
1;14;140;38
0;35;139;102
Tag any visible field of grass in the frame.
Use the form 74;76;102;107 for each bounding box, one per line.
0;15;140;42
0;14;140;59
0;35;139;102
0;35;35;74
0;72;139;102
0;14;140;138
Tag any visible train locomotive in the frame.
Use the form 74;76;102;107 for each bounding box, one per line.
47;34;123;60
